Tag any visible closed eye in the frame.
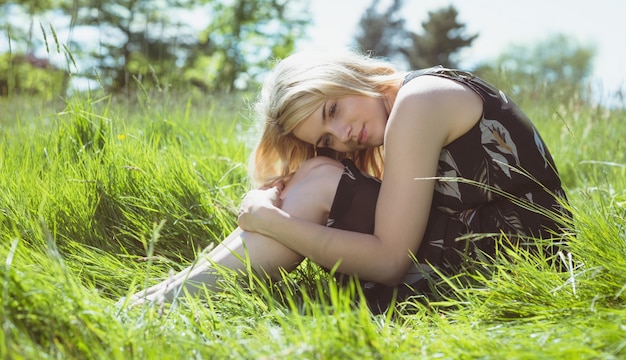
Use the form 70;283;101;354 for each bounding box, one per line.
329;103;337;118
321;102;337;148
321;134;332;148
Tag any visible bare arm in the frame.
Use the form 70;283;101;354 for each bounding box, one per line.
239;75;483;285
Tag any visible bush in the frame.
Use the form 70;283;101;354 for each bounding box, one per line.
0;52;68;99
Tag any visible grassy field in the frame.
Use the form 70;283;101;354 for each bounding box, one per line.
1;84;625;359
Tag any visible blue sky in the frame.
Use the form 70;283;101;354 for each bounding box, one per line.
299;0;625;102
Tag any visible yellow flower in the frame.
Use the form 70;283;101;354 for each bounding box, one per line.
117;134;126;140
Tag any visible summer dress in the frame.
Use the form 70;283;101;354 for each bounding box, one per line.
325;67;571;312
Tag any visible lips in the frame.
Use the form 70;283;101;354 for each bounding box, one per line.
357;126;367;145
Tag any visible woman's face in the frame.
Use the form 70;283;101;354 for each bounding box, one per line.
293;95;389;153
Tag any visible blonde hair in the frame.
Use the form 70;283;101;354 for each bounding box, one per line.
250;50;405;187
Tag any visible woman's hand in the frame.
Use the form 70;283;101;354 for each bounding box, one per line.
237;185;283;233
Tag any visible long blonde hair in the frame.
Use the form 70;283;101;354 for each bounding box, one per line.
250;50;405;187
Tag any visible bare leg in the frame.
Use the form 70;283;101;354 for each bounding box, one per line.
123;157;345;307
124;227;304;306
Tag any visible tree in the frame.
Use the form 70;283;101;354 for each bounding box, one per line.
186;0;309;92
57;0;200;92
0;0;199;93
354;0;406;59
499;33;594;86
475;33;596;101
1;0;310;94
401;5;477;69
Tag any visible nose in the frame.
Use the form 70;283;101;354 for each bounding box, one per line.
328;121;351;143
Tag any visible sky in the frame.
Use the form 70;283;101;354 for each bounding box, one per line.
298;0;626;102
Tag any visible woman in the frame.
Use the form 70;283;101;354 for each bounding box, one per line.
239;49;570;275
126;50;570;310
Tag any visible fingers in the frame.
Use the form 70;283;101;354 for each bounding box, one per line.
237;185;283;231
241;187;282;208
268;186;283;207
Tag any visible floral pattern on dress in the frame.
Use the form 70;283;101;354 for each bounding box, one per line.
435;148;463;203
533;128;549;169
480;118;521;179
411;68;570;267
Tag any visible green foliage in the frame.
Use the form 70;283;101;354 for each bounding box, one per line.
0;0;310;94
1;0;63;13
475;34;596;102
187;0;309;92
53;0;199;92
499;33;595;83
0;52;67;99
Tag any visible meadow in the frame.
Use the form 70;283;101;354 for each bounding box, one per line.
1;82;625;359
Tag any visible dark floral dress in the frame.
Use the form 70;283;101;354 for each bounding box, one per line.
326;67;571;311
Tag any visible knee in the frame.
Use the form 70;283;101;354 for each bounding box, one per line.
279;157;345;219
288;156;344;187
299;156;344;174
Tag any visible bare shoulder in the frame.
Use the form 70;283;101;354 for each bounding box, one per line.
390;74;483;145
396;73;478;100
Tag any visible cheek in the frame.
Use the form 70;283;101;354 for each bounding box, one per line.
373;111;388;144
292;123;315;146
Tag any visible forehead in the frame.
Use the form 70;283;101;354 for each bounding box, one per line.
292;102;324;145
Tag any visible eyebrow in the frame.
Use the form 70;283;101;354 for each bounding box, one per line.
314;100;327;147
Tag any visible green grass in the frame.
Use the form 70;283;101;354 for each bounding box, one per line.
1;85;625;359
